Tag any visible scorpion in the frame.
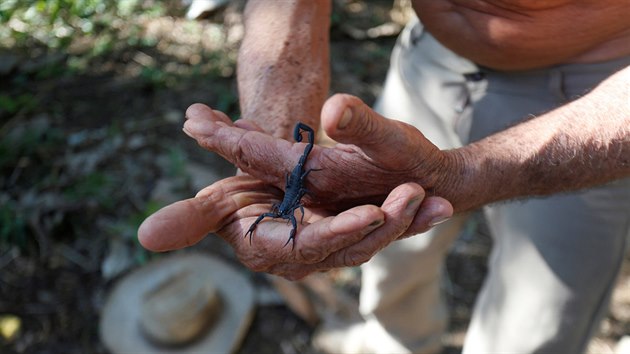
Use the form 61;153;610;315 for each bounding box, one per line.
245;122;319;248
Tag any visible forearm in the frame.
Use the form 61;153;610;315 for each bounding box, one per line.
442;66;630;212
238;0;331;139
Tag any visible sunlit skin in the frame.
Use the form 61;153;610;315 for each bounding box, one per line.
413;0;630;69
139;0;630;280
139;103;453;280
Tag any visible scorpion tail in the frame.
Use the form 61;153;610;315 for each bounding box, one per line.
294;122;315;144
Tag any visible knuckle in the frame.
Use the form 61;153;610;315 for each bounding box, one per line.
233;132;253;170
358;108;378;134
341;249;372;267
297;245;326;263
241;255;271;272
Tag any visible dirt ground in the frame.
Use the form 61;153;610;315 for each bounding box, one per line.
1;1;628;353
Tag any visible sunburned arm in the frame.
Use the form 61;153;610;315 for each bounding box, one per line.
443;66;630;212
179;65;628;217
237;0;331;139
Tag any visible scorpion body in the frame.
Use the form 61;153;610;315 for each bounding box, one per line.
245;122;318;248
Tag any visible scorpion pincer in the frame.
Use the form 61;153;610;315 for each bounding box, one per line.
245;122;319;248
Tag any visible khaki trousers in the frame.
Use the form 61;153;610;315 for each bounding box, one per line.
360;16;630;353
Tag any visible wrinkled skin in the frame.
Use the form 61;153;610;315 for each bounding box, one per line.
183;94;455;210
138;94;453;280
138;0;630;282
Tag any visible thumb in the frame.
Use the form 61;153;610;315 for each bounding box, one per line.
321;94;430;169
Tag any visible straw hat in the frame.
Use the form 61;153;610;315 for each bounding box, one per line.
100;252;254;353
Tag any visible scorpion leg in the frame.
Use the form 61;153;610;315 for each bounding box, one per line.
245;212;278;244
298;204;305;225
300;168;321;180
282;213;299;249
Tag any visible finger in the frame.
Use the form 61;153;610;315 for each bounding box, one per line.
270;183;426;278
183;103;302;188
320;94;433;169
186;103;233;125
223;204;385;272
323;182;425;267
138;176;274;252
402;195;453;238
232;118;269;177
233;118;266;133
293;205;385;263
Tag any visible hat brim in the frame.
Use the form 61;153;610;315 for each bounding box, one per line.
100;252;255;353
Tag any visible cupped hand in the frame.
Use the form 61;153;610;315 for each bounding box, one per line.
138;175;451;280
183;94;456;211
138;93;455;279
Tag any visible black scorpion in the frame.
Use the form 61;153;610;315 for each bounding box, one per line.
245;122;319;248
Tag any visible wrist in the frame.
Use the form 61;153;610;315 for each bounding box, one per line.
432;145;499;213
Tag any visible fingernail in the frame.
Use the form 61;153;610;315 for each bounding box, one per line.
369;219;384;227
405;196;422;216
182;127;194;138
338;107;352;129
185;118;214;136
363;219;384;233
429;216;450;227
